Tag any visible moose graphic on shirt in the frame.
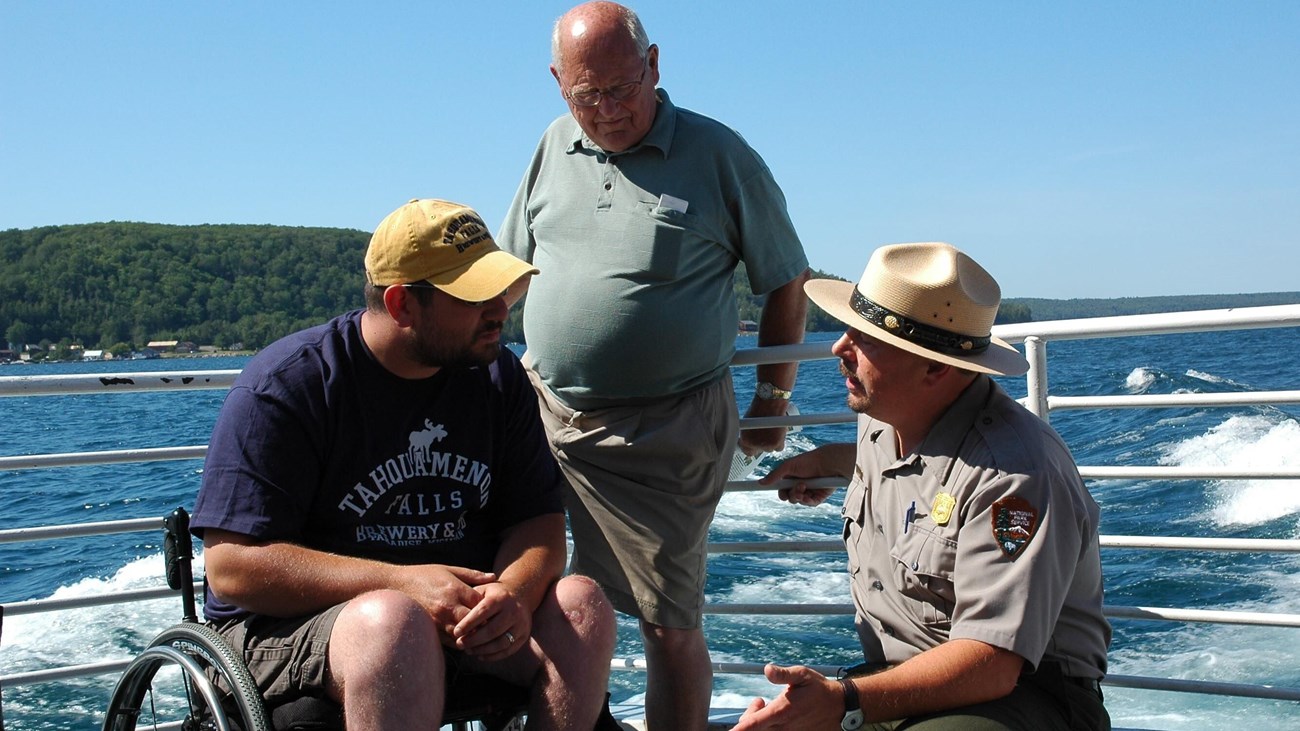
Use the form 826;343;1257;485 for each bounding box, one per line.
409;419;449;463
335;421;494;549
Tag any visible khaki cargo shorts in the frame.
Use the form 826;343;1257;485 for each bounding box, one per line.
527;365;738;629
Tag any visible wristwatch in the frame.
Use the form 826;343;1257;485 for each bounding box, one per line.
755;381;793;400
839;677;864;730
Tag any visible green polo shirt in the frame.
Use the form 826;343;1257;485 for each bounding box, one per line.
498;89;808;408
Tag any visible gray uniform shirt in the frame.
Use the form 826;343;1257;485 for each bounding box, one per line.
844;375;1111;679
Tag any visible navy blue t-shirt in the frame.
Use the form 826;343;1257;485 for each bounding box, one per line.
191;310;564;621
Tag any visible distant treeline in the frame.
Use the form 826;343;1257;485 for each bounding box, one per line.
1002;293;1300;320
0;222;843;353
3;223;1292;355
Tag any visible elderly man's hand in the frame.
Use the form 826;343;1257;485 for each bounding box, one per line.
739;397;793;456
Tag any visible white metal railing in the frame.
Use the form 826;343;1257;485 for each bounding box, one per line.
0;370;239;397
3;304;1300;713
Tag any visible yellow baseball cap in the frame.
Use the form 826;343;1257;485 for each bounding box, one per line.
364;199;538;302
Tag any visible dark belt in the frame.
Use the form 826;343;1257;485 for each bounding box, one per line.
1024;661;1103;698
1063;674;1103;695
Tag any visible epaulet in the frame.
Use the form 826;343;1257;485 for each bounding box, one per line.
971;402;1047;476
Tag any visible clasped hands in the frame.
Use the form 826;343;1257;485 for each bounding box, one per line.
400;564;530;662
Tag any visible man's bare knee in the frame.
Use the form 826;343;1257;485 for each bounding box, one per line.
333;590;440;661
328;590;444;721
329;591;442;707
554;575;615;638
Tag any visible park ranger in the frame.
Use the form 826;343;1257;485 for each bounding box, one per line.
732;242;1111;731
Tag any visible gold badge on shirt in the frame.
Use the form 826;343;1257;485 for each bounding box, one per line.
931;493;956;526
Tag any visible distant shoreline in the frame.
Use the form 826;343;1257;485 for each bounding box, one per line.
1000;291;1300;321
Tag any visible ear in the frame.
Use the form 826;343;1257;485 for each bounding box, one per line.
921;359;953;385
551;64;564;90
646;44;660;84
382;285;416;327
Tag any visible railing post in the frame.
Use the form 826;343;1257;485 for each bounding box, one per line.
0;600;5;723
1023;336;1049;423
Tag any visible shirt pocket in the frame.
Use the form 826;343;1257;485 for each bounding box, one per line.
616;202;705;281
889;524;957;627
841;472;868;574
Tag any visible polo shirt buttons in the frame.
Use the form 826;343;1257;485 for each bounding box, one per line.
604;183;612;190
872;580;884;591
882;626;895;637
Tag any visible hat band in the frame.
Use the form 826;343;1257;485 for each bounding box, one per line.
850;289;991;356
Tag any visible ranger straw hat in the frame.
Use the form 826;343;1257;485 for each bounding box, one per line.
805;242;1028;376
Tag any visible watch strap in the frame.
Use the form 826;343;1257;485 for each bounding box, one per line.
839;678;864;730
839;677;860;713
756;381;793;400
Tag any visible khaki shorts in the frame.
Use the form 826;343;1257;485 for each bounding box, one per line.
213;604;475;708
527;365;738;629
212;605;342;707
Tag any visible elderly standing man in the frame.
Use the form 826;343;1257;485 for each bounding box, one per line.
732;242;1111;731
497;2;811;728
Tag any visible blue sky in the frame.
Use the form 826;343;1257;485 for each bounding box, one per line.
2;1;1296;299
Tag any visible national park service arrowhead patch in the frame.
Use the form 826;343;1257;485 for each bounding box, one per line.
991;495;1038;559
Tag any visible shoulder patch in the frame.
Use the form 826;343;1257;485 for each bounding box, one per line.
991;495;1038;559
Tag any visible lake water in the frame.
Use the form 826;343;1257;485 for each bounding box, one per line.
2;328;1299;729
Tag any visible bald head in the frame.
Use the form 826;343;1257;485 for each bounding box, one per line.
548;1;661;152
552;1;650;76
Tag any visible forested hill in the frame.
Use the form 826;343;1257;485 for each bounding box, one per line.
0;222;848;352
1;223;369;350
3;222;1294;355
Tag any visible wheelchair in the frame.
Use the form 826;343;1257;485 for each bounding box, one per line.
101;508;529;731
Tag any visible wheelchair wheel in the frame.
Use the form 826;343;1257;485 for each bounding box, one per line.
103;622;271;731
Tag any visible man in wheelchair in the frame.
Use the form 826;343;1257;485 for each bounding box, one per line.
191;199;618;729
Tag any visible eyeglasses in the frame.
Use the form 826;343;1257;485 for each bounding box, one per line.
565;63;648;108
400;283;502;308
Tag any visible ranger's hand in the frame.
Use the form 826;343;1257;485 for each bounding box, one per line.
761;450;837;507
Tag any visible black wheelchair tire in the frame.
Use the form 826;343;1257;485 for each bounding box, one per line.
102;622;271;731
